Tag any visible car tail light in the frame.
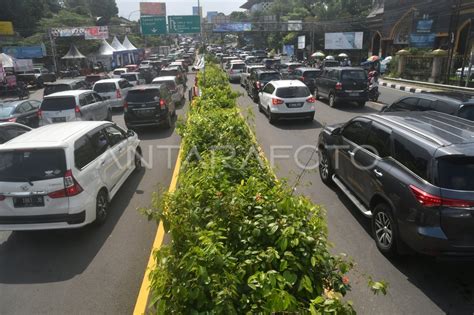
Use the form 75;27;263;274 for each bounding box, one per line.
48;170;83;199
160;99;166;109
75;105;82;117
116;89;122;99
300;76;305;81
37;109;42;118
409;185;474;208
272;98;284;105
7;117;17;122
0;195;5;201
306;96;316;103
335;82;343;90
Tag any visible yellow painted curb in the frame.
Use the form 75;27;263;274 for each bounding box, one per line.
133;146;183;315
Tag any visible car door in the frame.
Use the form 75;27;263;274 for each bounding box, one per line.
88;128;114;190
12;102;28;126
103;125;129;186
317;70;328;96
82;92;97;120
93;92;109;120
337;119;371;191
351;122;393;205
260;83;274;108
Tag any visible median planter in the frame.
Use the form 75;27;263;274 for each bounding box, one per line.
145;61;358;314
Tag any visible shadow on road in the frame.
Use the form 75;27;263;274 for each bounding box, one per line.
0;169;145;284
273;119;323;131
317;100;380;114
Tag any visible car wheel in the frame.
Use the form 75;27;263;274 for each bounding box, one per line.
329;93;336;107
318;149;333;184
357;101;366;108
95;189;109;225
372;203;399;257
267;107;276;124
134;149;143;172
315;88;320;100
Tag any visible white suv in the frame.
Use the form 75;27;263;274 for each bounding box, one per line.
93;78;133;109
0;121;142;230
258;80;316;124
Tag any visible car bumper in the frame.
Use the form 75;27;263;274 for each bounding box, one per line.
335;92;368;102
399;221;474;256
110;99;125;108
125;115;168;127
271;111;315;120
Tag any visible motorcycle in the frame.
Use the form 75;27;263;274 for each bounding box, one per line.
368;84;380;102
16;82;29;100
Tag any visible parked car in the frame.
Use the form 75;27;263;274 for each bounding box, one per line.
85;73;110;85
258;80;316;123
240;64;265;89
17;67;56;88
0;100;41;127
279;62;304;79
43;79;90;97
248;69;282;103
382;92;474;121
227;62;246;83
120;72;146;86
152;76;185;106
318;111;474;257
112;68;128;78
0;122;32;144
315;67;368;108
93;78;133;109
291;68;322;94
0;121;142;230
39;90;112;125
124;85;176;130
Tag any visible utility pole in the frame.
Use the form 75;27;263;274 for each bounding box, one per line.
48;29;58;73
198;0;205;86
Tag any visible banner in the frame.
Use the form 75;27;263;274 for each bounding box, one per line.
298;35;306;49
287;20;302;31
140;2;166;16
14;59;33;72
409;33;435;48
213;23;252;32
3;46;45;59
50;26;108;40
84;26;109;40
325;32;363;50
0;21;14;35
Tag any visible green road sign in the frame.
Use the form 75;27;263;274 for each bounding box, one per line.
140;16;167;35
168;15;201;34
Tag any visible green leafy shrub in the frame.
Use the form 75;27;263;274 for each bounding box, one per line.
146;63;359;314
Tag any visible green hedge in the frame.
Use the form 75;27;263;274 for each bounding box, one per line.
146;62;356;314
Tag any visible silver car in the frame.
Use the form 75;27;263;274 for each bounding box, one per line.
93;78;133;109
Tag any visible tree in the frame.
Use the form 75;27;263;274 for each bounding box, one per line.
229;11;248;22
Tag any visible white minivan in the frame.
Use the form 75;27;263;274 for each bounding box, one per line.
0;121;142;230
39;90;112;125
93;78;133;109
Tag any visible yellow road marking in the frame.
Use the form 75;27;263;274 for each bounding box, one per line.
133;146;183;315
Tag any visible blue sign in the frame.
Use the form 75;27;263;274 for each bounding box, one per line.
283;45;295;57
416;19;433;33
410;33;436;48
3;45;45;59
213;23;252;32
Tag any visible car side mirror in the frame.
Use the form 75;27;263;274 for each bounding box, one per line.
380;105;389;112
126;129;135;138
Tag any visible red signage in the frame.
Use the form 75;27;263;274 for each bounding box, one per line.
140;2;166;16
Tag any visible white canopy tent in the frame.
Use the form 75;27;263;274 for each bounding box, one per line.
0;53;15;68
90;39;116;71
122;36;137;51
111;36;127;52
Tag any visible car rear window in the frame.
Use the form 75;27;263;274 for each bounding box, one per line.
94;83;116;93
41;97;76;111
260;73;281;81
304;71;321;79
155;80;176;90
276;86;310;98
121;74;138;81
44;84;71;96
0;105;15;119
438;156;474;190
113;70;125;75
126;89;160;102
231;63;245;70
341;70;367;81
0;149;66;182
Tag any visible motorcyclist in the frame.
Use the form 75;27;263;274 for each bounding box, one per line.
368;70;380;101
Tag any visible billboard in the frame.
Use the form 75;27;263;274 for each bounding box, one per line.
84;26;109;39
298;35;306;49
140;2;166;16
287;20;302;31
0;21;14;35
3;46;45;59
325;32;363;50
213;23;252;32
50;26;108;40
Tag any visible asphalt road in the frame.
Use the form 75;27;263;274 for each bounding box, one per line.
0;80;191;314
233;82;474;314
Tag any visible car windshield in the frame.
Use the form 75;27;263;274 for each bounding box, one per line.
341;70;367;81
41;97;76;111
0;104;15;118
276;86;310;98
126;89;160;102
0;149;66;182
437;156;474;190
260;73;281;81
94;83;116;93
44;84;71;96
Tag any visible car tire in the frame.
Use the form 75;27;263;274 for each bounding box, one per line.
357;101;366;108
267;107;276;124
134;149;143;172
94;189;109;226
329;93;337;107
372;203;399;257
315;88;320;100
318;149;333;185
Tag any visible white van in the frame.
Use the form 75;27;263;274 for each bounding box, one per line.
93;78;133;109
0;121;142;230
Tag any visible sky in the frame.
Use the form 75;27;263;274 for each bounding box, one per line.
116;0;247;20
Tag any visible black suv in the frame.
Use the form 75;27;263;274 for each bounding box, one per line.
291;67;322;94
124;85;176;130
247;69;282;103
315;67;368;108
318;111;474;257
382;92;474;121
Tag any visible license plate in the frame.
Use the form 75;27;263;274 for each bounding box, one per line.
52;117;66;123
134;109;154;116
349;92;359;97
13;196;45;208
287;102;303;108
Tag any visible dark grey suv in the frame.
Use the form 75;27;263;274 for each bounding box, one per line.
318;111;474;257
